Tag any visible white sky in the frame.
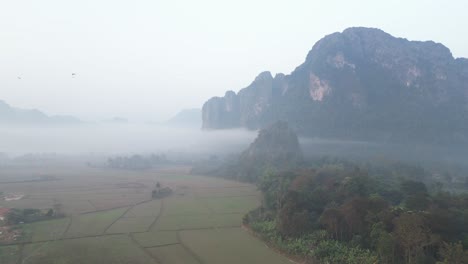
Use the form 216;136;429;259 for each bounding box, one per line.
1;0;467;121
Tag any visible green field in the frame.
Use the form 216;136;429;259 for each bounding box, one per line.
64;207;129;238
147;244;199;264
180;228;291;264
21;235;155;264
125;200;161;217
132;231;178;247
19;217;71;242
201;195;260;213
0;166;290;264
0;245;20;264
106;216;155;233
154;212;243;231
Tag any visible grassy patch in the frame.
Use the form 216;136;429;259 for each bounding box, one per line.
201;196;260;214
154;212;243;231
0;245;21;264
154;214;213;231
147;244;199;264
19;217;71;242
132;231;178;248
212;213;243;227
21;234;155;264
162;198;210;216
106;217;155;234
64;207;128;238
125;200;161;217
179;228;291;264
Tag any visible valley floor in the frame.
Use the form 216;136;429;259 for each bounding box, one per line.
0;164;290;264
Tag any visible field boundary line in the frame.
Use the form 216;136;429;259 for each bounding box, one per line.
1;227;193;247
146;199;164;232
102;206;134;234
16;244;24;264
61;217;73;238
143;242;180;248
2;232;129;247
101;198;154;234
129;233;161;264
87;200;98;211
196;194;259;198
78;198;150;216
20;222;64;264
176;230;205;264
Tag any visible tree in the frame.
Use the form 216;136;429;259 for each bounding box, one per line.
393;213;432;264
340;198;368;239
258;169;294;210
371;222;397;264
437;241;468;264
53;203;64;217
320;208;346;240
404;193;430;211
277;206;312;237
401;180;427;196
344;169;374;197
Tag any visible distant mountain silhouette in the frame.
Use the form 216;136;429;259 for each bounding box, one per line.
166;108;201;128
102;117;129;124
0;100;80;124
202;27;468;145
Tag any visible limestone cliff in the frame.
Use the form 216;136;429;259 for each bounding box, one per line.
202;27;468;145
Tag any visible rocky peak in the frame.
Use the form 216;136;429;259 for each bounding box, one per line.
242;120;303;164
254;71;273;82
202;27;468;145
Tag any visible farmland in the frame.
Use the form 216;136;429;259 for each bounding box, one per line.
0;162;290;264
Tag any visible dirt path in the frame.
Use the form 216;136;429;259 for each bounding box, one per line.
146;199;164;232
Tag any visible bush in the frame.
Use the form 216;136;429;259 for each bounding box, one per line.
249;219;377;263
312;239;378;264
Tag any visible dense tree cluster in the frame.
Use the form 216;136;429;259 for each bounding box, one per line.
245;161;468;264
151;182;173;199
107;154;167;170
5;207;63;225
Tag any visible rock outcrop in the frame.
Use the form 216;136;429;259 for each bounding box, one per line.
240;120;303;167
215;121;302;182
202;27;468;145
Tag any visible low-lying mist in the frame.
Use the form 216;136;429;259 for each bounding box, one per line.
2;123;468;168
0;123;257;156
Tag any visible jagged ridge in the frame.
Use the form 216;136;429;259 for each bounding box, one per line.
202;27;468;145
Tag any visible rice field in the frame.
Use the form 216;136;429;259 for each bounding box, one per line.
0;164;290;264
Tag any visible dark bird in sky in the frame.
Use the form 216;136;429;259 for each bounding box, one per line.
72;73;76;78
17;76;21;79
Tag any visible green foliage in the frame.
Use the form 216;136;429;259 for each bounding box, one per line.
6;208;58;225
250;219;378;263
370;222;397;263
401;180;428;196
312;239;378;264
206;121;303;183
152;186;173;199
404;193;430;211
437;241;468;264
258;169;296;210
245;158;468;264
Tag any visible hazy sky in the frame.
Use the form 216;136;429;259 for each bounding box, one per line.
1;0;467;122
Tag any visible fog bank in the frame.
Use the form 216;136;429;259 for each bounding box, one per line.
0;124;256;156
